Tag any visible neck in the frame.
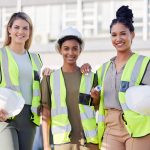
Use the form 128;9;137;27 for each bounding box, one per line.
8;43;26;54
116;50;133;63
62;63;79;73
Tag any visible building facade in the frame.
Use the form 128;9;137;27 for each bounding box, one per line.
0;0;150;69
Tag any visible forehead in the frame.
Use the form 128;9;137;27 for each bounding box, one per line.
62;39;80;46
111;23;129;33
12;18;29;26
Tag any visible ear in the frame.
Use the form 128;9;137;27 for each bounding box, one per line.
8;26;12;35
58;47;62;55
131;32;135;39
79;48;82;54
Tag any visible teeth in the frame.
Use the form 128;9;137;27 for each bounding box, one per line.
116;43;123;46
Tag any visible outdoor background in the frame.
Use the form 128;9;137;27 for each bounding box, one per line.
0;0;150;71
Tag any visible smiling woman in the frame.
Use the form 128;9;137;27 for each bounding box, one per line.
41;27;99;150
96;5;150;150
0;12;42;150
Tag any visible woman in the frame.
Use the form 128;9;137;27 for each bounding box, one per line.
97;6;150;150
41;27;99;150
0;12;42;150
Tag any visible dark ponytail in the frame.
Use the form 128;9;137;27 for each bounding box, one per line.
110;5;134;33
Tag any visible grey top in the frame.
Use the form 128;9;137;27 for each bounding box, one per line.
10;50;33;105
104;57;150;110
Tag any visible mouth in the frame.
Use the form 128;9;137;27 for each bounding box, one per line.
16;35;25;39
115;42;125;48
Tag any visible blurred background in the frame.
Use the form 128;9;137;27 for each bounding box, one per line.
0;1;150;149
0;0;150;71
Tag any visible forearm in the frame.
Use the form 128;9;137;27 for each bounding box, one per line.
42;106;51;149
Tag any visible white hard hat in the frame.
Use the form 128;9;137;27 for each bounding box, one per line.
0;87;25;117
56;27;84;49
125;85;150;115
58;26;82;40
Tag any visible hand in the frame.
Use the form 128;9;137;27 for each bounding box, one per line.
90;87;100;106
80;63;91;75
0;109;8;122
44;145;52;150
42;68;53;76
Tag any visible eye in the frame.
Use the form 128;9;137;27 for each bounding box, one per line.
64;47;69;51
14;26;19;29
111;34;116;37
121;32;126;35
23;26;29;30
73;47;78;51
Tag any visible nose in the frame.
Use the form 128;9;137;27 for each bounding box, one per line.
68;49;74;55
116;35;122;42
18;28;24;34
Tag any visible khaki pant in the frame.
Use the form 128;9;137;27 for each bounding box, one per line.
101;109;150;150
54;143;98;150
54;135;99;150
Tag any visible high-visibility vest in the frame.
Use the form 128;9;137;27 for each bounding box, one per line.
0;46;42;126
50;69;98;144
97;53;150;148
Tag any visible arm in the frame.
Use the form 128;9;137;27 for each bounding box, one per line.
41;76;51;150
90;73;100;110
42;105;51;150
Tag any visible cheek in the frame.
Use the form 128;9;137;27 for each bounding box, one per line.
111;39;115;45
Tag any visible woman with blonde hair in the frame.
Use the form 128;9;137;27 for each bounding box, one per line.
0;12;42;150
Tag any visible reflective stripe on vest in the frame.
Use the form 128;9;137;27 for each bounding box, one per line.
29;53;42;126
50;69;72;144
79;72;98;144
0;47;42;126
97;61;111;148
1;48;20;92
97;53;150;148
119;55;146;111
119;54;150;137
30;53;42;75
50;69;98;144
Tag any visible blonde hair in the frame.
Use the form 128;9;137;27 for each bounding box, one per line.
4;12;33;50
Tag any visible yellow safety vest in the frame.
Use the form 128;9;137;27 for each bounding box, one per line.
50;69;98;144
0;46;42;126
97;53;150;148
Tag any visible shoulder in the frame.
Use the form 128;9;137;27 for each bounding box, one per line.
97;61;111;71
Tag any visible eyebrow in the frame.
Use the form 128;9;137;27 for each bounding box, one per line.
13;24;29;28
111;30;127;34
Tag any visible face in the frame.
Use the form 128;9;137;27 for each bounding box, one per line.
59;39;81;65
8;18;30;45
111;23;134;53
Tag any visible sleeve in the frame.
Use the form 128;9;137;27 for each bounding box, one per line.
141;62;150;85
41;75;51;109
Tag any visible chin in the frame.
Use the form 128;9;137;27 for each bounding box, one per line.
67;61;76;65
15;40;26;44
116;48;127;52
